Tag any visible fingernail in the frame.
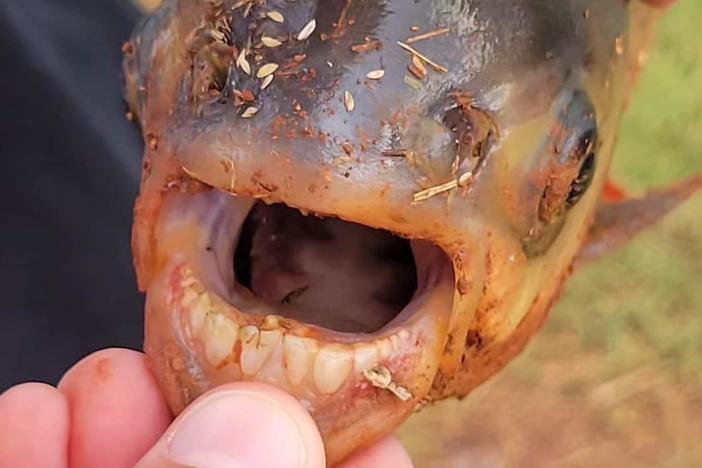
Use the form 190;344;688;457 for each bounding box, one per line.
166;390;308;468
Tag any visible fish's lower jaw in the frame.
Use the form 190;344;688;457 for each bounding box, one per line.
174;265;426;396
143;188;456;464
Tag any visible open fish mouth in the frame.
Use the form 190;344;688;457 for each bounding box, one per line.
152;189;454;397
145;187;459;459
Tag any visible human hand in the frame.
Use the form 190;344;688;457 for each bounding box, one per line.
0;349;413;468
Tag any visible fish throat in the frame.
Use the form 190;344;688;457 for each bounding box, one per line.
234;203;419;334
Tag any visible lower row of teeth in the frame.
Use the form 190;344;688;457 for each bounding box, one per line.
177;269;413;397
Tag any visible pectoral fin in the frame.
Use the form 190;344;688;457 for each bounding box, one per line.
577;175;702;264
602;179;628;203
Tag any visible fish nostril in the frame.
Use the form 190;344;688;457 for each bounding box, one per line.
392;95;497;185
441;93;498;177
400;119;457;182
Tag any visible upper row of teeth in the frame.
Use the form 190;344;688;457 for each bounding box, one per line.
179;274;412;397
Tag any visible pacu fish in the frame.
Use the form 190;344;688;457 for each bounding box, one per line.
123;0;701;464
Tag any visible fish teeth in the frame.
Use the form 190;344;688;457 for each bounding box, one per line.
239;326;260;375
182;288;200;310
203;313;239;365
314;345;353;394
259;329;283;361
240;328;281;376
184;289;410;396
187;293;209;335
377;338;394;360
389;333;402;351
284;335;319;386
180;275;197;289
353;344;379;373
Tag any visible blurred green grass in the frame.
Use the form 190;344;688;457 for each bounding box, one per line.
402;3;702;466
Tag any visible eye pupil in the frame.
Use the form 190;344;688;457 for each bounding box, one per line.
567;151;596;207
541;89;599;219
538;126;598;224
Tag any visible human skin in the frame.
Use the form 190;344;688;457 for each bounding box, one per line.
0;349;412;468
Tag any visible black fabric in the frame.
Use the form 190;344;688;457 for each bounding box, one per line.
0;0;144;389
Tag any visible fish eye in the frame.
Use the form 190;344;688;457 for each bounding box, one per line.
523;90;598;257
538;90;598;225
566;140;596;208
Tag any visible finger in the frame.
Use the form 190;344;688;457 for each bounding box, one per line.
0;383;69;468
58;348;172;468
638;0;677;8
136;382;326;468
336;437;413;468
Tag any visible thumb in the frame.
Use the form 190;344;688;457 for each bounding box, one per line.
136;382;326;468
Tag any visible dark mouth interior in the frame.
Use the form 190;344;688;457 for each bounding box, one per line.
233;203;418;334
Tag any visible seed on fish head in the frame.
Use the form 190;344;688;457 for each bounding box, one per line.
344;91;355;112
261;74;274;90
366;69;385;80
241;106;259;118
266;11;284;23
256;63;279;79
297;19;317;41
261;36;283;48
236;50;251;75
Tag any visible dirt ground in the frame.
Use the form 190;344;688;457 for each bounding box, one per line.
400;335;702;467
401;4;702;465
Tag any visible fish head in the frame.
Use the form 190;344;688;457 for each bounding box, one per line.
124;0;663;463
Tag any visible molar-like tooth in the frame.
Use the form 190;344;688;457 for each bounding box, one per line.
240;325;259;345
240;326;260;375
203;313;239;365
262;315;284;328
389;333;402;351
377;338;394;360
314;345;353;394
240;328;281;376
188;293;211;335
259;329;283;358
180;274;197;289
284;336;319;386
182;288;199;309
353;345;379;373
